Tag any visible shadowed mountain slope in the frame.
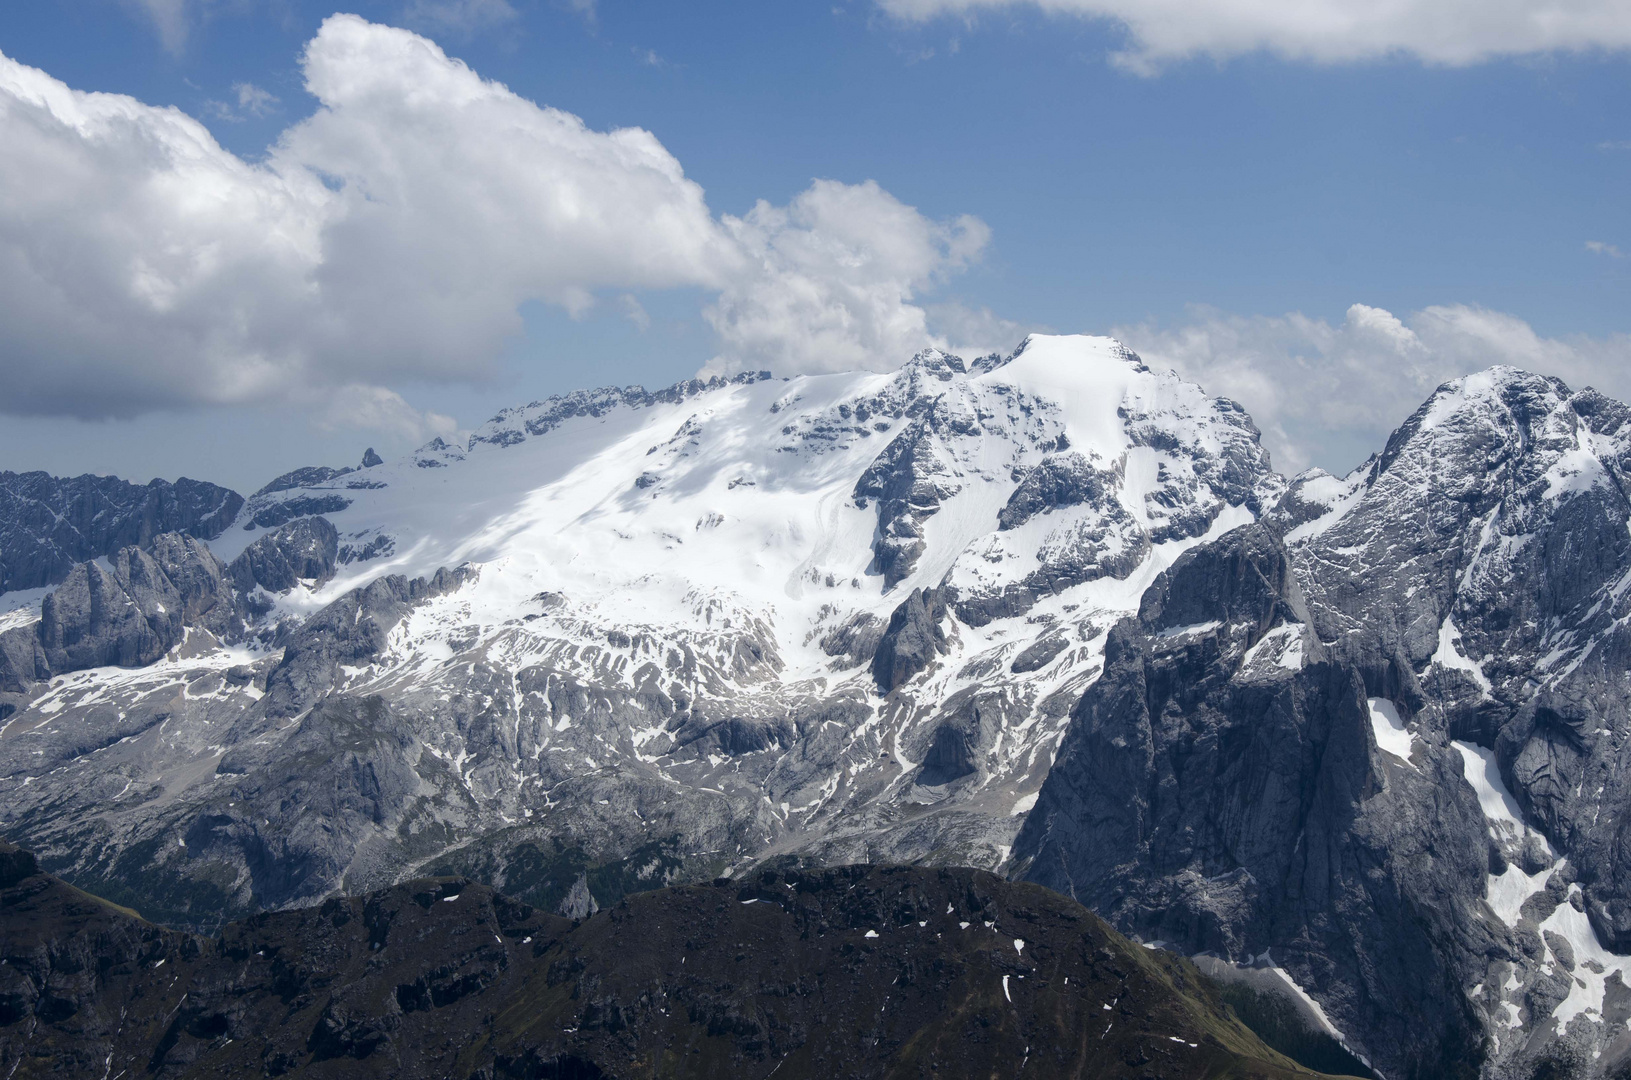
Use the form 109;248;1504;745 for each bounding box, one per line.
0;842;1342;1080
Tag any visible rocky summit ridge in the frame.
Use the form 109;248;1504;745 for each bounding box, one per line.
1;339;1630;1077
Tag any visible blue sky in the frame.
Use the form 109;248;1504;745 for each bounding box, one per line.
0;0;1626;487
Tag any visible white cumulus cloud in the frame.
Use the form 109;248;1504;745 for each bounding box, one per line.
0;15;985;433
705;179;990;376
314;385;459;445
877;0;1631;72
1116;303;1631;475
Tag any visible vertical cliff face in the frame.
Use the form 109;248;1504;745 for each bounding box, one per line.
0;472;242;593
1021;368;1631;1079
1016;524;1494;1079
1285;373;1631;934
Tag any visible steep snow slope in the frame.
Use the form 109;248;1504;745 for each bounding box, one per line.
0;335;1279;928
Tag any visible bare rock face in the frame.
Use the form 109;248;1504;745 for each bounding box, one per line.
245;493;352;530
227;515;340;594
1017;525;1492;1079
0;624;48;694
1;522;331;692
916;716;981;786
1136;522;1299;635
997;450;1109;529
150;532;238;635
253;464;350;498
0;471;241;594
556;872;600;918
1010;633;1068;673
33;536;236;674
255;567;463;719
1015;368;1631;1079
1262;369;1631;1077
871;587;948;692
196;695;428;912
853;414;950;588
39;548;185;671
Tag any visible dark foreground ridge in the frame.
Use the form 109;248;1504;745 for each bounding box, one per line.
0;842;1346;1080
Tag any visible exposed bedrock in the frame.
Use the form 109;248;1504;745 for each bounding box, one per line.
37;536;237;673
1018;524;1494;1080
871;586;949;693
0;471;242;594
997;450;1112;529
1274;368;1631;1038
262;564;467;717
227;515;340;594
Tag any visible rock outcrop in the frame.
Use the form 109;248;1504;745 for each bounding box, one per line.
997;450;1108;529
0;471;241;594
871;586;949;692
1266;369;1631;1077
228;515;340;594
1017;525;1492;1079
261;565;466;718
0;624;48;695
1;521;344;693
37;539;235;672
1018;368;1631;1078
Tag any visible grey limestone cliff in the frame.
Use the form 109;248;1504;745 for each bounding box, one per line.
1018;368;1631;1079
0;471;241;594
1015;525;1492;1080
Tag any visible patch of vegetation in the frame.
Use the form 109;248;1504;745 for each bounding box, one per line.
49;835;247;931
1212;980;1377;1079
427;834;704;914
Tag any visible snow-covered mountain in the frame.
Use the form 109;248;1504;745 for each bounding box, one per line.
0;334;1277;910
5;338;1631;1077
1022;366;1631;1078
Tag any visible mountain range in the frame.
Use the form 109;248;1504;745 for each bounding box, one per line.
2;334;1628;1078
